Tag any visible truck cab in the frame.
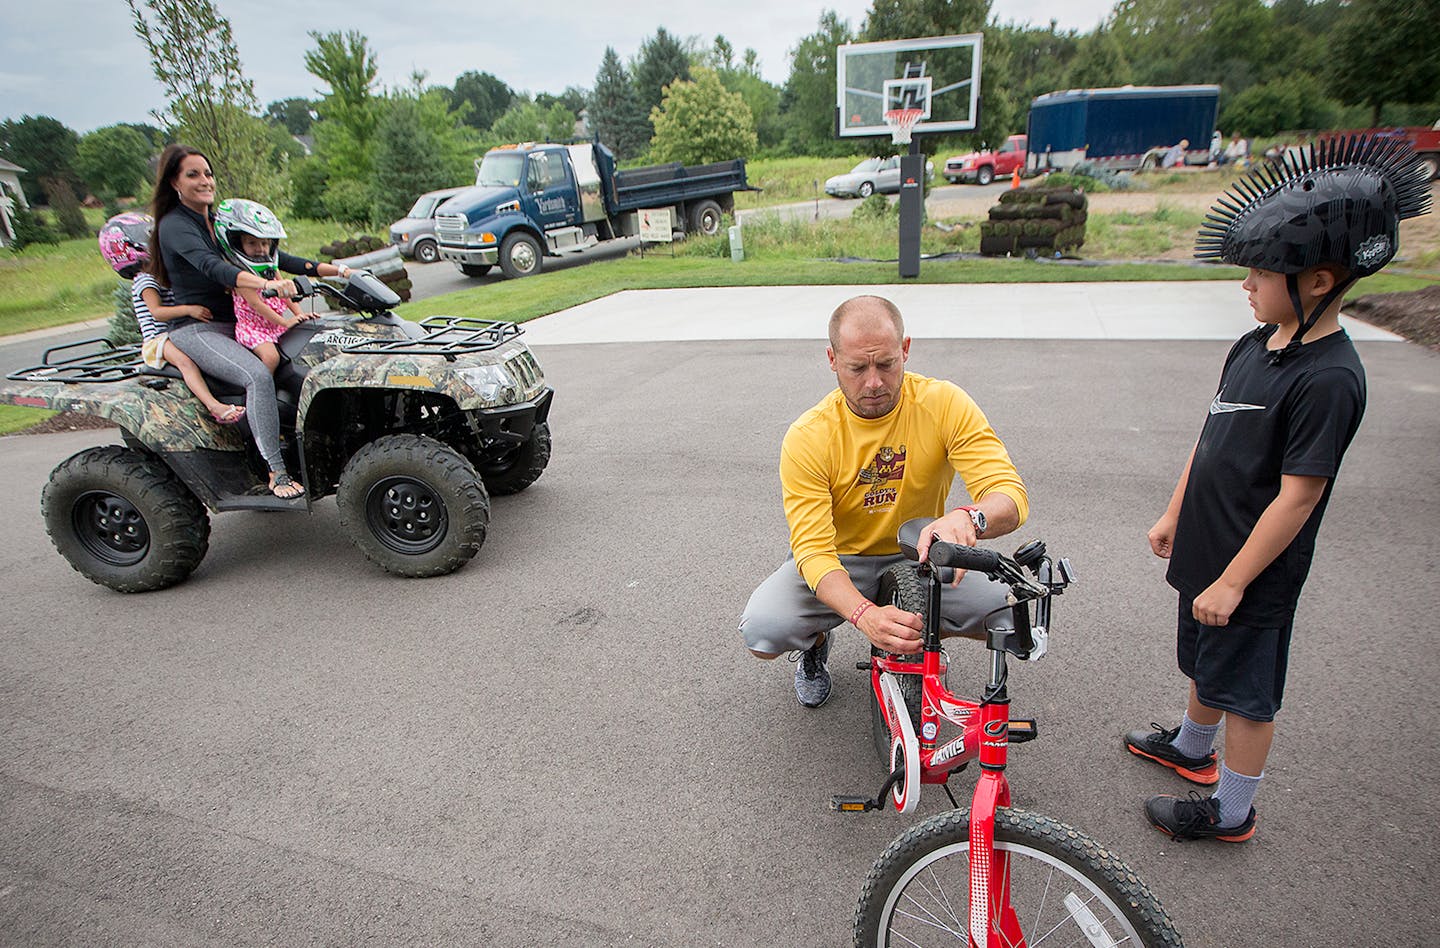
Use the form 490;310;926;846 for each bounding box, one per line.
943;135;1027;185
436;144;606;280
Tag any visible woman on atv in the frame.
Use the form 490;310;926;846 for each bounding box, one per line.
147;144;349;499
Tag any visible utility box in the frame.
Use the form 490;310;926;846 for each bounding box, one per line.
728;224;744;262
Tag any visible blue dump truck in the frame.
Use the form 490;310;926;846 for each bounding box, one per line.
436;142;755;279
1025;85;1221;173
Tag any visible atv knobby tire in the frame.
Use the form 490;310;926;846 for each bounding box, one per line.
42;445;210;593
337;434;490;578
476;421;551;496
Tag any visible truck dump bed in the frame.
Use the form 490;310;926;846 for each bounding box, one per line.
612;159;752;213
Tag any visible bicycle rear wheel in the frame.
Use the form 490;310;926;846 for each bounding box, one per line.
870;565;925;766
854;807;1183;947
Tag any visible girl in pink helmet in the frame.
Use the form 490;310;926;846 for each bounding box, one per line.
98;212;245;425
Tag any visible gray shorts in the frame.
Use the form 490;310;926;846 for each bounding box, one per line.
739;553;1014;655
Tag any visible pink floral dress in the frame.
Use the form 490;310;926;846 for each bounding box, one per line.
233;291;291;348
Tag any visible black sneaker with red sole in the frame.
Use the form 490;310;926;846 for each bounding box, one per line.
1124;722;1219;785
1145;791;1256;842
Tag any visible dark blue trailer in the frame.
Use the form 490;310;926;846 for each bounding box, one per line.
1026;85;1220;172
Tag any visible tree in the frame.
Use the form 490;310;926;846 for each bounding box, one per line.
489;98;576;145
265;98;316;136
305;30;380;182
708;36;784;151
75;125;153;199
1328;0;1440;125
649;68;758;166
1219;74;1342;137
452;71;515;130
1063;29;1132;90
779;11;856;156
589;47;651;159
371;86;471;224
1002;21;1082;103
41;177;89;238
633;27;692;127
0;115;81;204
127;0;280;206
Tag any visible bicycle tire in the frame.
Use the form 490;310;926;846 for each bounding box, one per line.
854;807;1183;947
870;564;926;766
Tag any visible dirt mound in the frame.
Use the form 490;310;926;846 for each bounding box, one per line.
1345;285;1440;350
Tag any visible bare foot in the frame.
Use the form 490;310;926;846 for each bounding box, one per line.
268;471;305;499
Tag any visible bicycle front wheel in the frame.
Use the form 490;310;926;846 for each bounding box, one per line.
854;807;1182;947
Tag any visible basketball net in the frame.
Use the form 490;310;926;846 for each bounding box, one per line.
884;108;924;145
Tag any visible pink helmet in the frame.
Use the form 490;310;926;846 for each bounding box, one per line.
98;212;154;278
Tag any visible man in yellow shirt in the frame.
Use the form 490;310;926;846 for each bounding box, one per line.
740;295;1029;707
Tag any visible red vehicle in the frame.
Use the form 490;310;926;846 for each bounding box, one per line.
943;135;1027;185
1317;125;1440;180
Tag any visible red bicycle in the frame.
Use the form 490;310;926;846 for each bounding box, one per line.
836;519;1182;947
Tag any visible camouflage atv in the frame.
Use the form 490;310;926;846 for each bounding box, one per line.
1;273;552;592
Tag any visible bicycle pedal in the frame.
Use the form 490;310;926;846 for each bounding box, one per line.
1007;718;1039;743
830;794;880;813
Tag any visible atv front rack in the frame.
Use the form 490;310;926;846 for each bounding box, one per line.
6;338;147;384
340;316;524;360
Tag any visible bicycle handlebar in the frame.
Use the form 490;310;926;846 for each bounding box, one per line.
923;541;1002;574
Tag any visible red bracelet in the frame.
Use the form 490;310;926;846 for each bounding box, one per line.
850;600;874;626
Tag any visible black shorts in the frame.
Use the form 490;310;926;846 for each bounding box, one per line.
1176;595;1293;722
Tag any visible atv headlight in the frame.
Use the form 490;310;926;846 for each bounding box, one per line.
458;364;517;402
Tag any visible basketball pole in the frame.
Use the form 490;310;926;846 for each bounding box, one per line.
898;135;924;279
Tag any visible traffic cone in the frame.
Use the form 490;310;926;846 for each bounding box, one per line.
1010;167;1021;189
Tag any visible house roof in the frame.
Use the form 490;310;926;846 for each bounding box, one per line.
0;158;25;173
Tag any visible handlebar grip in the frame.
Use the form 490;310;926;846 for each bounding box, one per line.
925;541;1001;574
260;287;278;298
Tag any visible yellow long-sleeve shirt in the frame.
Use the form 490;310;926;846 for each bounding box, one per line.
780;372;1028;590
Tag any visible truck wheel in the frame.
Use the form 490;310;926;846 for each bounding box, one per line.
858;181;875;198
476;422;551;496
459;263;493;278
976;165;995;186
337;434;490;578
414;239;440;264
499;232;542;279
1419;155;1439;181
688;199;724;237
42;445;210;593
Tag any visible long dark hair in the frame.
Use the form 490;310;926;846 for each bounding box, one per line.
147;144;213;287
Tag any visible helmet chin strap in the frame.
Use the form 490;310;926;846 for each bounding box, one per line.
1271;272;1354;364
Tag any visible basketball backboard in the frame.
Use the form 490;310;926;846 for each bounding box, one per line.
836;34;983;139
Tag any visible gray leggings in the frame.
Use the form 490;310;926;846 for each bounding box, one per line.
168;321;284;471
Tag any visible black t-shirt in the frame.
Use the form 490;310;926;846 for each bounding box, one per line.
1167;325;1366;624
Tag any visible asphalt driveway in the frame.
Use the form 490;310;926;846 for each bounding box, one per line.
2;296;1437;945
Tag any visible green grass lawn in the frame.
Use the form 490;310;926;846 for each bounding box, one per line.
0;404;56;435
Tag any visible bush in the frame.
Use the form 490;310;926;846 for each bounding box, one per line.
321;179;377;228
6;202;59;250
42;177;90;239
107;282;142;345
852;192;896;222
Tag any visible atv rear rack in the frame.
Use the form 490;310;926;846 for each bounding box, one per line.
6;338;148;384
340;316;524;360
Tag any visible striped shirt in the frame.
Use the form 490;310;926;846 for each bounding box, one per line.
131;272;172;339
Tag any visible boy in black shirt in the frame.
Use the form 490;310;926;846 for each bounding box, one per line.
1125;137;1432;842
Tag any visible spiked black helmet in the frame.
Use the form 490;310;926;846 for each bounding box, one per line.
1196;135;1432;278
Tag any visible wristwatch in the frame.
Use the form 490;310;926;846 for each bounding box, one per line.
958;505;986;537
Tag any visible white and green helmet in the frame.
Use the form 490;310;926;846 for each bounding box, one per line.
214;198;288;277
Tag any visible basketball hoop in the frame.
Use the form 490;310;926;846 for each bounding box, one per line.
884;108;924;145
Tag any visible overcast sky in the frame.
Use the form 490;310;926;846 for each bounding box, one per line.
2;1;1116;133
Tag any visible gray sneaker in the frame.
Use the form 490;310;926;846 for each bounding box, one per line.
793;634;832;708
